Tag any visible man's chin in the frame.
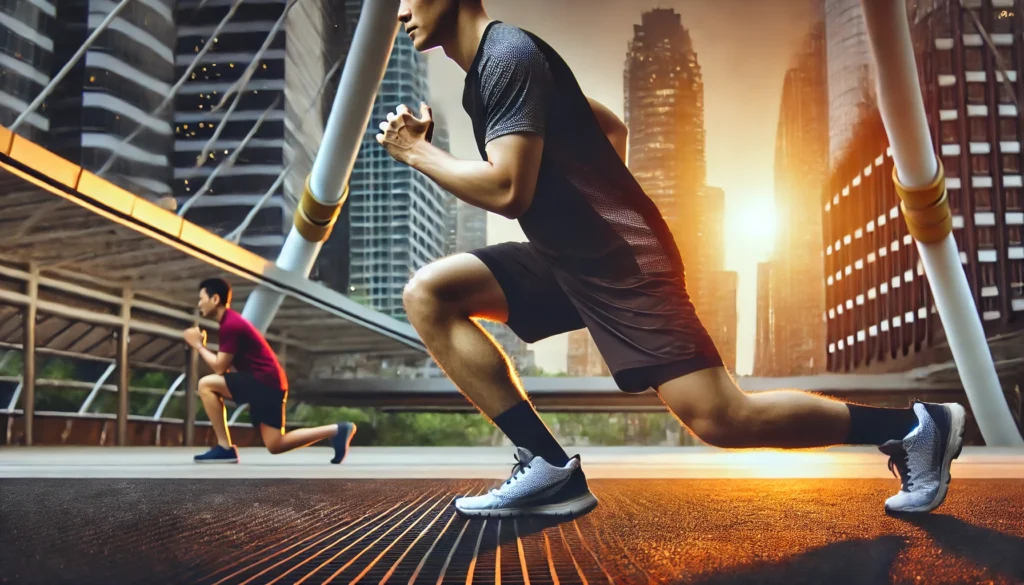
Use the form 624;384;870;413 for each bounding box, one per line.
411;36;436;53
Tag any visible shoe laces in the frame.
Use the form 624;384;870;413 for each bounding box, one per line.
492;452;532;495
885;446;914;492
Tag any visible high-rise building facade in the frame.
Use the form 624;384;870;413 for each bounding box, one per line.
825;0;875;165
772;21;828;375
567;330;610;377
704;270;738;373
0;0;55;142
455;201;487;254
173;0;331;260
824;0;1024;373
624;8;706;252
345;21;448;319
688;185;725;312
754;261;776;375
40;0;176;200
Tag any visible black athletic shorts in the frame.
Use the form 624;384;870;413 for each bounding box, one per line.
224;372;287;431
470;242;723;393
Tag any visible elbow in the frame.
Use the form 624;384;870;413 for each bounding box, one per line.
499;189;532;220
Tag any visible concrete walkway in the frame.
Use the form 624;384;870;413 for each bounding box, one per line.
2;445;1023;479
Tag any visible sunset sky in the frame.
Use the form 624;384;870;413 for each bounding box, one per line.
426;0;821;375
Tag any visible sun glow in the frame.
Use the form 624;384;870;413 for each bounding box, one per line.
727;199;777;262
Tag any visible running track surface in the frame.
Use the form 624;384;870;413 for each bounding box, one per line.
1;447;1023;584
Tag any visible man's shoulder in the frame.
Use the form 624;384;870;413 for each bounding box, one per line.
478;23;546;70
222;309;253;333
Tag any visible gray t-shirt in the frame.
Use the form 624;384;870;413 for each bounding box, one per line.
462;22;682;279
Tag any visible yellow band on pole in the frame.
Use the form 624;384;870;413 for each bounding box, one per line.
892;159;953;244
292;174;346;243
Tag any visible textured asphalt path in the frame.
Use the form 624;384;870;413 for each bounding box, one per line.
2;477;1023;585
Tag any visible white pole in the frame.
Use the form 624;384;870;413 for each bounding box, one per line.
242;0;399;332
860;0;1022;445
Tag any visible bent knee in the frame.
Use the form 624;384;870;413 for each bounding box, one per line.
403;260;470;319
402;270;442;317
197;375;222;394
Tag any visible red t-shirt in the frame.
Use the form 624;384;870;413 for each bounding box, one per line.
218;309;288;391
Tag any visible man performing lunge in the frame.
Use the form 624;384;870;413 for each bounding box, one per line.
378;0;965;517
185;278;356;464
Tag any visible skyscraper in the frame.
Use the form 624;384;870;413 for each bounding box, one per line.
754;261;776;376
344;15;449;319
705;270;738;373
455;202;487;254
772;21;828;375
173;0;331;260
624;7;706;252
688;185;726;313
43;0;177;200
0;0;55;142
825;0;874;165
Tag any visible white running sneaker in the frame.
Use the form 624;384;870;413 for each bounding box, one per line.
879;402;966;514
454;447;598;518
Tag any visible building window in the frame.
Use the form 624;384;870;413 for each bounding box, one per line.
982;297;1000;314
1001;119;1018;141
999;83;1016;104
941;120;958;143
950;188;962;212
993;9;1015;34
965;47;984;70
1008;226;1022;245
967;83;986;105
981;261;998;285
936;49;954;75
940;86;957;109
977;226;995;249
1007;189;1022;210
970;117;987;141
971;155;990;175
1004;154;1021;173
945;154;961;178
975;188;992;210
997;47;1015;70
1012;261;1024;297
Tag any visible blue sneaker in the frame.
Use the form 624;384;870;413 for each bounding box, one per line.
194;445;239;464
879;402;966;514
330;422;357;464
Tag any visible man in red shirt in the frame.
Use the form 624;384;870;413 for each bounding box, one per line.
183;278;356;464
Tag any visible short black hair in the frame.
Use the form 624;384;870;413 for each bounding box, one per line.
199;278;232;307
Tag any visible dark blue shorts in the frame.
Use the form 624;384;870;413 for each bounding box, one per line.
224;372;286;431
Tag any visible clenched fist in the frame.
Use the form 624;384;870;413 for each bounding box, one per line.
376;102;434;165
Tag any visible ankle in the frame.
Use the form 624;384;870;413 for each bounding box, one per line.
218;441;232;449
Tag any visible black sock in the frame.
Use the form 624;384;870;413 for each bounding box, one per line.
493;400;570;467
845;404;921;445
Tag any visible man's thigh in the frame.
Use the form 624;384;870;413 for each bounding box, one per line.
468;242;585;343
200;374;233;399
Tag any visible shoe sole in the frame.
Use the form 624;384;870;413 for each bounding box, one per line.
194;459;238;464
886;403;966;514
330;423;357;464
454;490;599;519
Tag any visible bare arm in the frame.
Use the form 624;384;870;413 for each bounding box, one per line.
197;346;233;375
184;326;233;375
587;97;628;163
405;133;544;219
